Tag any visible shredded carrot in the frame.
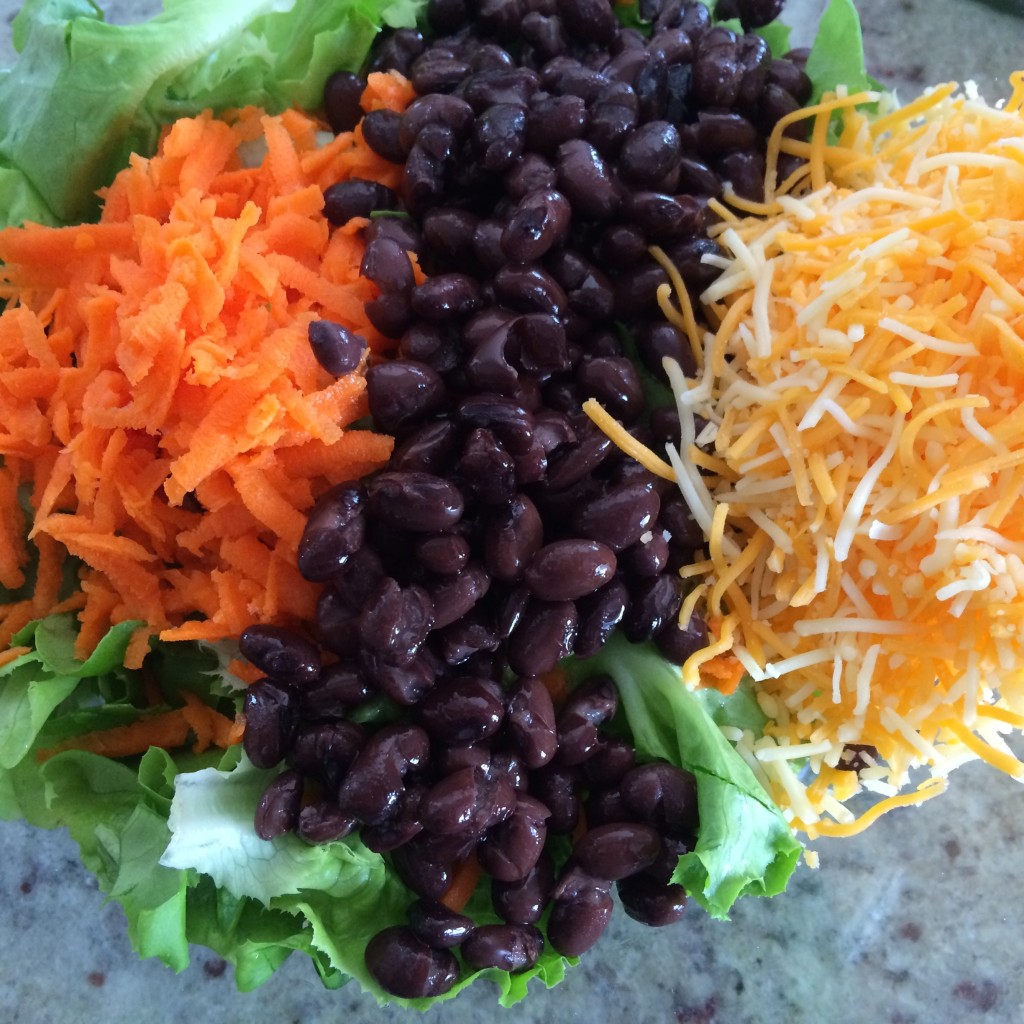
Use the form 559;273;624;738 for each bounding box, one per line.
439;853;482;913
698;653;745;696
0;646;30;669
0;79;413;661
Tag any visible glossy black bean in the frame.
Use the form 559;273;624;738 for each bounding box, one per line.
555;674;617;765
634;55;669;121
367;472;465;532
586;100;637;156
323;71;366;135
478;794;550;882
297;801;358;844
300;664;372;719
434;742;491;777
642;833;691;885
494;264;568;317
612;261;670;319
671;156;721;199
585;786;630;828
242;679;296;768
573;577;628;659
418;675;505;747
532;409;576;454
692;36;743;108
758;82;803;139
456;395;535;455
240;625;321;686
575;356;645;424
656;610;709;665
461;68;541;112
359;578;434;663
473;42;517;71
555;139;620;220
408;900;475;950
307;319;366;378
524;539;616;602
458;428;517;505
573;822;662;881
411;273;484;322
391;840;455;901
603;48;647;88
415;533;470;576
503;154;556;202
399;95;475;155
482;495;542;584
410;51;472;94
555;0;618;44
323;179;397;226
478;0;526;36
638;320;696;379
595;223;647;266
624;192;703;242
361;237;415;295
365;213;422;256
501;188;572;263
315;589;360;658
661;495;704;549
618;121;681;188
297;484;366;582
416;120;458;163
492;853;554;924
436;612;501;666
428;565;491;626
366;649;439;706
664;236;725;292
461;923;544;976
365;927;459;999
647;27;693;64
254;769;303;840
470;219;507;272
695;111;758;157
369;28;426;76
507;313;567;377
289;720;366;788
524;95;587;158
547;883;614;956
365;289;413;339
584;739;637;788
336;723;430;824
359;109;407;163
402;145;446;216
624;531;671;578
361;784;427;853
420;209;477;267
619;875;687;926
391;420;460;476
520;11;569;60
528;762;581;833
620;761;699;837
544;422;613;491
572;481;660;553
766;57;812;104
472;103;528;172
494;585;530;643
546;250;614;321
419;764;516;834
505;674;558;769
718;149;766;202
624;574;684;643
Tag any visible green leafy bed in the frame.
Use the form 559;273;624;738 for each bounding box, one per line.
0;0;872;1008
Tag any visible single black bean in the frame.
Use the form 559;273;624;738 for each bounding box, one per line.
418;675;505;747
584;739;637;788
391;420;461;476
411;274;483;322
664;236;725;292
504;153;558;200
297;483;366;582
399;94;476;153
695;111;759;157
635;55;668;121
625;530;672;577
573;577;628;659
456;395;535;455
365;290;413;339
240;625;321;686
586;99;638;156
289;720;366;787
307;319;366;378
410;52;472;94
624;191;703;242
718;149;766;202
428;562;492;629
408;900;475;950
544;422;613;491
437;611;501;666
478;794;550;882
502;188;572;262
603;48;647;88
509;313;569;376
323;178;397;226
494;584;530;641
673;156;722;198
647;27;693;64
492;853;555;924
483;495;543;583
612;261;670;319
366;472;465;532
661;495;705;549
528;762;581;833
638;320;697;379
572;481;660;552
526;95;588;157
620;761;699;837
254;769;303;840
692;36;743;108
555;0;618;44
242;679;296;768
524;539;617;602
434;742;491;777
472;42;517;71
315;589;360;657
586;786;631;828
624;573;684;643
297;801;358;844
573;822;662;881
461;68;541;111
506;598;578;677
323;71;366;134
472;103;528;172
595;223;647;266
618;121;681;188
419;763;516;834
575;356;645;424
359;578;434;662
765;58;812;104
390;839;456;901
402;144;446;216
555;140;620;220
369;28;426;76
737;33;772;107
369;650;440;706
520;11;569;60
365;213;422;256
556;674;618;765
546;250;614;320
421;207;479;264
365;927;459;999
462;924;544;973
360;109;407;163
494;264;568;317
300;664;373;718
506;675;558;769
337;723;430;824
656;610;709;664
618;875;687;926
415;532;471;575
547;883;614;957
643;834;692;885
458;428;517;506
471;219;508;272
361;237;414;295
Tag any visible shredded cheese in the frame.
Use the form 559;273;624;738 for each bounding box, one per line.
659;78;1024;837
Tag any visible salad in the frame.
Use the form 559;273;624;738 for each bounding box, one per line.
1;0;1022;1011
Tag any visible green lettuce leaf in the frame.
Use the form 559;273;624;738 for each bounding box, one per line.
570;635;802;919
805;0;879;103
0;0;425;229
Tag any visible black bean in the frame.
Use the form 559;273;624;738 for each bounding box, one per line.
766;58;812;104
365;927;459;999
618;121;681;188
390;838;456;901
573;480;660;553
411;273;484;322
365;289;413;340
595;223;647;266
289;720;366;787
367;472;465;532
584;739;637;788
300;664;373;718
297;801;358;844
504;153;558;200
575;356;645;424
471;219;508;272
547;883;614;956
718;148;766;202
369;28;426;76
472;103;528;172
254;769;303;840
428;565;491;626
545;422;613;491
391;420;461;476
461;68;541;111
625;191;704;243
692;37;743;108
526;96;588;158
520;11;569;60
661;494;704;549
323;71;367;135
585;786;631;827
365;214;422;256
612;261;670;319
618;875;687;926
573;822;662;880
418;675;506;747
307;319;366;378
361;784;428;853
458;428;518;505
402;144;446;216
665;236;725;293
415;532;471;575
434;742;491;777
647;27;693;64
240;625;321;686
456;395;535;455
242;679;296;768
360;109;407;164
555;0;618;44
323;178;396;225
502;188;572;262
368;361;447;436
492;853;554;924
758;82;803;137
573;576;628;659
511;313;570;376
546;249;614;320
472;42;517;71
603;48;647;88
494;264;568;317
315;589;360;658
586;99;638;156
624;530;671;578
337;723;430;824
638;320;696;379
297;483;366;582
408;900;475;949
656;610;709;664
620;761;698;837
361;237;415;295
437;611;501;666
556;674;618;764
528;762;581;833
410;52;472;94
533;409;577;453
643;833;691;885
478;794;550;881
399;94;476;153
624;573;684;643
420;208;478;265
419;763;516;834
555;140;620;220
524;539;617;602
478;0;526;37
506;674;558;769
461;924;543;973
494;584;530;641
359;578;435;663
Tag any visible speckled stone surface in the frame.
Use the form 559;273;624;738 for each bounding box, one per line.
2;2;1024;1022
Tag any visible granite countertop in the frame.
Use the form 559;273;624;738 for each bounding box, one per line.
2;2;1024;1022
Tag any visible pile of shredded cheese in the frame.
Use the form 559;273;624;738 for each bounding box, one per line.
598;73;1024;839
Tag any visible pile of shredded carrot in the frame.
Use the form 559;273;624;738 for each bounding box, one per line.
0;71;417;669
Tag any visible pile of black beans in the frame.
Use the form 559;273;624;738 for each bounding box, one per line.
239;0;812;999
